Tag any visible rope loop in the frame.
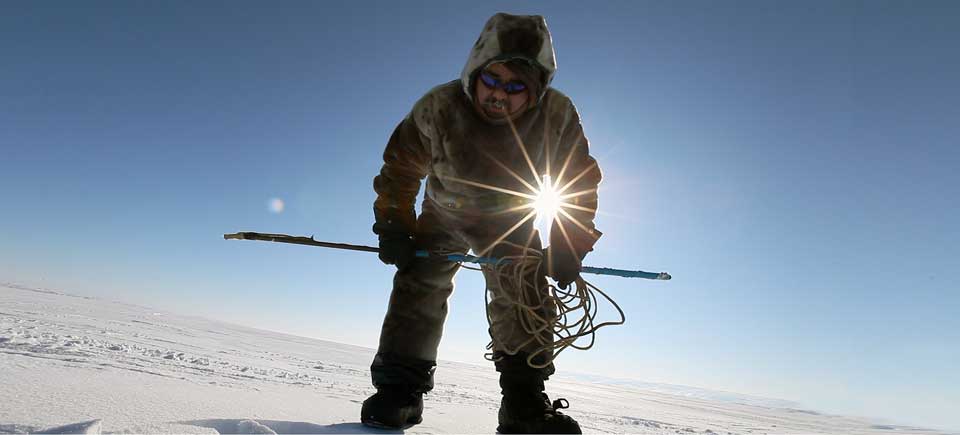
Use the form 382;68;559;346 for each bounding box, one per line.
475;241;625;369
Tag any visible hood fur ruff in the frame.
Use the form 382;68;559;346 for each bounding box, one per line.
460;13;557;104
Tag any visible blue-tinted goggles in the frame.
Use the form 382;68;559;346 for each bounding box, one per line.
479;72;528;94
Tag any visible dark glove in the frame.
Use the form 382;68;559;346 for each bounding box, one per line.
542;246;582;289
377;233;417;270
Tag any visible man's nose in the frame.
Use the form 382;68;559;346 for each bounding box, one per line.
492;88;508;99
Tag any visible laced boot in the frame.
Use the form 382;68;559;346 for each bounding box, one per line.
497;391;581;434
360;385;424;429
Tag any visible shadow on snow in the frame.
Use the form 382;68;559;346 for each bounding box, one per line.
179;419;404;434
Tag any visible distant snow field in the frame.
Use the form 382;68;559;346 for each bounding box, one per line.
0;284;947;434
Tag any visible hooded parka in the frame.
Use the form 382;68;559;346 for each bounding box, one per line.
370;13;602;393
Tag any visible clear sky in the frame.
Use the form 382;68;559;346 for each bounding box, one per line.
2;0;958;430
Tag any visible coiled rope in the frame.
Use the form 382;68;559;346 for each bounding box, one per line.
464;241;626;369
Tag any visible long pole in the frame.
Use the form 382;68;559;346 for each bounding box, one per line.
224;232;671;280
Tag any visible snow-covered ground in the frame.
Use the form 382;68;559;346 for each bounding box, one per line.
0;283;948;434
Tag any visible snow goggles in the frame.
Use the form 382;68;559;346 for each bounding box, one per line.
479;72;528;94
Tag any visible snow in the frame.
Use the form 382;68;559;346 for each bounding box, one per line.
0;283;949;434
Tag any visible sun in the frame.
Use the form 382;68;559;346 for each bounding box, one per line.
533;174;561;246
533;174;561;222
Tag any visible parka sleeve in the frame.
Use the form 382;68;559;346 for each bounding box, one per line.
372;111;432;236
550;102;603;259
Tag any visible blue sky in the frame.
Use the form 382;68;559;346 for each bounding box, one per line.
2;0;958;430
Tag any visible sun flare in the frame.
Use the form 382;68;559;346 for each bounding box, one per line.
533;174;561;246
533;175;561;222
438;113;603;258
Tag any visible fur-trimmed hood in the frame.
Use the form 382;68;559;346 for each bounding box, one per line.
460;13;557;104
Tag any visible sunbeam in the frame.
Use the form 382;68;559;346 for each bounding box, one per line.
506;114;543;189
477;209;538;257
442;175;537;200
479;148;540;195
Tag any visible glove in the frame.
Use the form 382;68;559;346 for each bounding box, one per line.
377;232;417;270
542;246;582;289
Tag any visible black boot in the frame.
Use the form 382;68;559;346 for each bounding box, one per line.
497;391;581;434
360;385;424;429
494;352;581;434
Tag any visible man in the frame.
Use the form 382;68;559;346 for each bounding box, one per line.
362;12;602;434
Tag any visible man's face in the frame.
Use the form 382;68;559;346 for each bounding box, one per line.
474;62;530;119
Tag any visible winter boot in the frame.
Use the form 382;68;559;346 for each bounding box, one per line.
492;352;579;433
497;391;581;434
360;385;424;429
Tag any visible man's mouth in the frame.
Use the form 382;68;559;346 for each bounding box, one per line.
483;99;509;114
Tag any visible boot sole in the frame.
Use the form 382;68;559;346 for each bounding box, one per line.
361;415;423;430
497;421;581;434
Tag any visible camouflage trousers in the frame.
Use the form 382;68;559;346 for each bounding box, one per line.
371;198;556;393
